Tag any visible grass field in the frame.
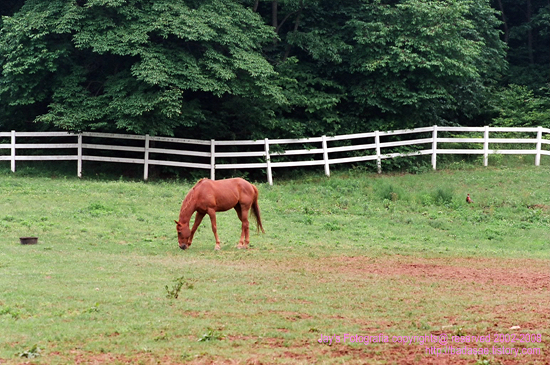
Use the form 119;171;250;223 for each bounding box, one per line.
0;162;549;364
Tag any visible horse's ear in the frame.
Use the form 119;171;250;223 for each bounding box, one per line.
174;220;179;225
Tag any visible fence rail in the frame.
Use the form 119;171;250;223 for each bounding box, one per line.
1;126;549;185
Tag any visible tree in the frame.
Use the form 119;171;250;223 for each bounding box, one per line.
0;0;285;137
259;0;506;135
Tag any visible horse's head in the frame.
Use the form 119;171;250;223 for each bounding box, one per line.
174;220;191;250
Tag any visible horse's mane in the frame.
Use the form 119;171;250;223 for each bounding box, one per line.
179;179;208;220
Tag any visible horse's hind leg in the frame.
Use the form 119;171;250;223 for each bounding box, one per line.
207;209;222;250
234;205;245;248
235;204;250;249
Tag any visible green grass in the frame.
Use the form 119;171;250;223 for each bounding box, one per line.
0;164;548;364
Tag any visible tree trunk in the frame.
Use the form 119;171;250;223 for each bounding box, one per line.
527;0;534;65
272;0;278;29
283;8;303;61
496;0;509;44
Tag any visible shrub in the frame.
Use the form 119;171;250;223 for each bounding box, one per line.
433;188;454;206
377;183;405;202
491;84;550;128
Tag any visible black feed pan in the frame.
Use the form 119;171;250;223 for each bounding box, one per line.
20;237;38;245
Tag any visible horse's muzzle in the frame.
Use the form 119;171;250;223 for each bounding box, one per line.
179;244;188;250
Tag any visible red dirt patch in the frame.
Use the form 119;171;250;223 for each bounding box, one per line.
67;350;180;365
328;255;549;290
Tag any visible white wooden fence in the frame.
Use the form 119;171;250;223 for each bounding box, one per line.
1;126;548;185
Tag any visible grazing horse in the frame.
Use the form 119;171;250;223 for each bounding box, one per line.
175;178;265;250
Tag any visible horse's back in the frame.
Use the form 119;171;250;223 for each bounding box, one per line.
200;177;251;192
195;178;256;212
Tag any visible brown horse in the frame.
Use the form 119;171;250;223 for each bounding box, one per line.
175;178;265;250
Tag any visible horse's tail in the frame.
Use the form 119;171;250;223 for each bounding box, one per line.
251;185;265;234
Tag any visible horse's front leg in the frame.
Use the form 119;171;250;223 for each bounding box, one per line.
207;209;222;250
188;212;205;247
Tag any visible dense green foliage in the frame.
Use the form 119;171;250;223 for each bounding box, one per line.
0;0;548;138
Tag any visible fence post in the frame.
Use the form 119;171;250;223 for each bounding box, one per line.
264;138;273;185
431;125;438;170
143;134;150;181
483;126;489;166
322;135;330;177
210;139;216;180
10;130;16;172
375;130;381;174
535;126;542;167
77;134;83;178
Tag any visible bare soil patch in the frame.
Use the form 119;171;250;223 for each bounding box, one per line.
328;255;549;290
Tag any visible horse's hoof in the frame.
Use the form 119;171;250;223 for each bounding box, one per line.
215;246;221;251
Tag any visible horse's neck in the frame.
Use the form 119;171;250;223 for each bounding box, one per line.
179;191;197;224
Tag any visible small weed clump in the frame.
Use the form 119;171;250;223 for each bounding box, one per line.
198;328;223;342
17;344;41;359
165;276;194;299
